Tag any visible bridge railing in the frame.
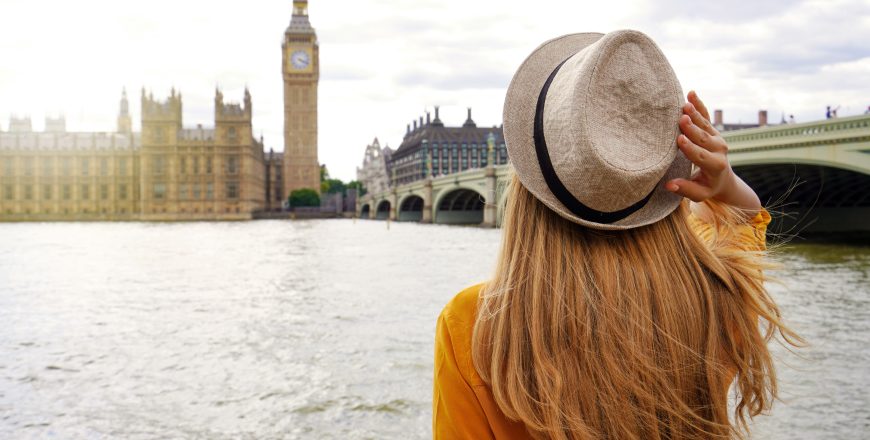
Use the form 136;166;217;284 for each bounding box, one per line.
724;113;870;151
359;164;510;205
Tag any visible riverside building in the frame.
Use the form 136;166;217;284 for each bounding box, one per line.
0;89;266;220
388;107;507;186
356;137;392;195
0;1;322;221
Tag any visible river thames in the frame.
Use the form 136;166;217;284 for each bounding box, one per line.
0;219;868;439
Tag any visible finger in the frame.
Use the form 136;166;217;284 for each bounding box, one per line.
683;102;719;137
665;178;713;203
679;115;721;152
687;90;711;121
676;134;728;175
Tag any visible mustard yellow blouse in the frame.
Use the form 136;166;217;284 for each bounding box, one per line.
433;209;772;439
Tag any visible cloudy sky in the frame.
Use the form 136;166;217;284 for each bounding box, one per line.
0;0;867;181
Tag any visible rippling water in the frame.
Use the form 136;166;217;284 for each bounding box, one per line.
0;220;867;439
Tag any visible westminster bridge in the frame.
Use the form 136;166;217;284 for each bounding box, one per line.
357;114;870;232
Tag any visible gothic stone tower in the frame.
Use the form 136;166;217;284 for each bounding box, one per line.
117;88;132;135
139;88;183;216
282;0;320;197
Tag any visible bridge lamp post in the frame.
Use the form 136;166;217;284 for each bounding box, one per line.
423;138;434;223
486;132;496;168
483;132;497;228
422;139;430;179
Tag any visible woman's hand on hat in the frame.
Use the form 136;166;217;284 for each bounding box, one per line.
665;91;761;219
665;92;729;201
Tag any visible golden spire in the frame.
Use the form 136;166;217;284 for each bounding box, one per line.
293;0;308;16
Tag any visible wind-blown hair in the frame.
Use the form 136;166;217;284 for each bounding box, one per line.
472;175;800;440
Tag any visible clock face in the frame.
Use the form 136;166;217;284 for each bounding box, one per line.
291;50;310;70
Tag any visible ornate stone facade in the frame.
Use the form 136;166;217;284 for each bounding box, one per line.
0;3;325;221
0;89;266;220
356;138;392;196
389;107;507;186
282;0;320;197
264;149;284;212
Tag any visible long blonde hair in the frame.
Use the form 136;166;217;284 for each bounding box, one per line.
472;175;801;440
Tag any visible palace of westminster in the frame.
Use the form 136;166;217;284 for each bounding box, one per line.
0;1;321;220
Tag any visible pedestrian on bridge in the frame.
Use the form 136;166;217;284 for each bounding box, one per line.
433;29;802;440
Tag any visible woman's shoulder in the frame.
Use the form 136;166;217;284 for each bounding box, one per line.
442;283;485;321
436;283;486;386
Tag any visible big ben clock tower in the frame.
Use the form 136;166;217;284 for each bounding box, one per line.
282;0;320;197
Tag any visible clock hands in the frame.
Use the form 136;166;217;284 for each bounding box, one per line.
290;50;310;69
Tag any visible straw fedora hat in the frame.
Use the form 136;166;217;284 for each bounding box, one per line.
503;30;691;230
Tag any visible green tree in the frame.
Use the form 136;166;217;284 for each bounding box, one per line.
318;164;365;196
346;180;366;196
322;178;346;194
288;188;320;208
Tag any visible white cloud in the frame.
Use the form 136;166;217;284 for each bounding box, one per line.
0;0;867;181
643;0;870;123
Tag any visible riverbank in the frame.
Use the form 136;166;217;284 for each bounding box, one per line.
253;210;355;220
